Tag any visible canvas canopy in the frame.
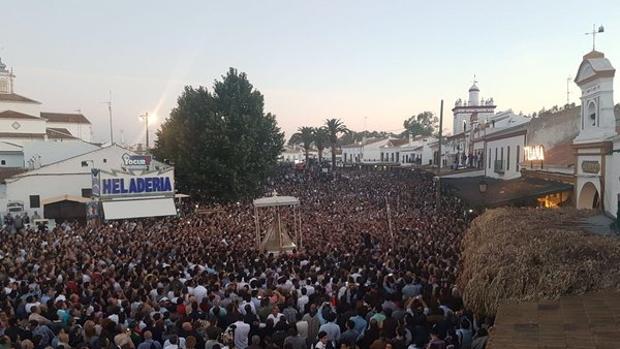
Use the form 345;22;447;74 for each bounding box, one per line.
253;196;300;208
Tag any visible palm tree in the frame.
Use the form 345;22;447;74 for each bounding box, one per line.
313;127;329;163
289;126;314;164
324;118;350;169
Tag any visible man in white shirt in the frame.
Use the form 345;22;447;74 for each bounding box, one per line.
231;320;250;349
297;288;309;314
267;306;285;326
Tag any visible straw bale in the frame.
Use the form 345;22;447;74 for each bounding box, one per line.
458;207;620;316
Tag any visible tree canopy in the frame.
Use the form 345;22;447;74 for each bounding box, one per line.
403;111;437;137
153;68;284;202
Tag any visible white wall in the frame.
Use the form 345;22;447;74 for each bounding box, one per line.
0;153;23;167
604;142;620;218
0;118;47;134
0;101;41;117
5;173;90;215
485;134;525;180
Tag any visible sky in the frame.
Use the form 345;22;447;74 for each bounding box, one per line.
1;0;620;144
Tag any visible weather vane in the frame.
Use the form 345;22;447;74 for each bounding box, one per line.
585;24;604;51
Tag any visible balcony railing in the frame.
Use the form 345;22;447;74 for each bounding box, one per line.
494;159;504;174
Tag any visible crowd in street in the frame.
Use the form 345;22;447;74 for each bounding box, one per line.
0;168;491;349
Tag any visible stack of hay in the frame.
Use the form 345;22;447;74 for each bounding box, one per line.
458;207;620;316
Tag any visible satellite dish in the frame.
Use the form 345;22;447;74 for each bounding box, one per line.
598;25;605;33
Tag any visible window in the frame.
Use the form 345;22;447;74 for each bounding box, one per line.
81;188;93;198
81;161;89;167
495;148;498;163
103;158;107;163
507;146;511;171
29;195;40;208
516;145;520;170
0;160;5;165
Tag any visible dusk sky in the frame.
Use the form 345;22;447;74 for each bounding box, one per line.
2;0;619;144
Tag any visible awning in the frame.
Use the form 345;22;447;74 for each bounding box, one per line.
102;198;177;220
42;195;90;206
441;176;573;208
253;196;300;208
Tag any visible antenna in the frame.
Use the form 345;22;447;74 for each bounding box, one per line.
103;90;113;144
585;24;605;51
566;76;571;105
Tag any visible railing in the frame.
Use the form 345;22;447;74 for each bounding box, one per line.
494;159;504;174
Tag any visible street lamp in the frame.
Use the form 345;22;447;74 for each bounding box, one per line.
139;112;150;150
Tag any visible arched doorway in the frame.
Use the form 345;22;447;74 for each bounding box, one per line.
578;182;599;209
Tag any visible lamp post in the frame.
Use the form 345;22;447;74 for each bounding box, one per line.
139;112;149;150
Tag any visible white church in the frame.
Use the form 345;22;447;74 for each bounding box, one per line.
0;56;93;146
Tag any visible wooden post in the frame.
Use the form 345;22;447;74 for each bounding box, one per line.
386;196;394;249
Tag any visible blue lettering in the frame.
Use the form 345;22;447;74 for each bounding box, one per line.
112;178;120;194
164;177;172;192
129;178;137;193
145;178;152;192
120;179;128;193
153;177;160;192
137;178;145;192
103;179;112;194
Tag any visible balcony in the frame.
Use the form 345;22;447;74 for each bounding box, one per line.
494;159;504;174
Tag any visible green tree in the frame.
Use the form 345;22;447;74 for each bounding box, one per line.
313;127;329;163
403;111;437;137
324;118;349;169
153;68;284;202
288;126;314;164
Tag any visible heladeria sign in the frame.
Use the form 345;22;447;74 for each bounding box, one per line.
95;167;175;198
102;176;172;195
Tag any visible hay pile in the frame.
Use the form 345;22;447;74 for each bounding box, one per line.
458;207;620;316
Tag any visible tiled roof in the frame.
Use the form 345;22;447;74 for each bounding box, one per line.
46;128;76;139
0;110;40;120
41;112;91;124
0;93;40;104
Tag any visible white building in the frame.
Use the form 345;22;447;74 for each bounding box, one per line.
0;56;93;144
1;144;174;220
452;81;496;135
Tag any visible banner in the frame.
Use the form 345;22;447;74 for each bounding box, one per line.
96;168;175;198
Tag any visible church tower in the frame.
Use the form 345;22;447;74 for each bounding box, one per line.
573;50;617;143
0;57;15;94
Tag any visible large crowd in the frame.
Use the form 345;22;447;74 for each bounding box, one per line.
0;168;492;349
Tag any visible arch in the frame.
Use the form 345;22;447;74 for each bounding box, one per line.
587;100;597;127
578;181;599;209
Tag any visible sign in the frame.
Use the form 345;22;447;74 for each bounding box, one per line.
91;169;100;196
524;145;545;161
122;153;152;170
96;168;175;198
581;160;600;174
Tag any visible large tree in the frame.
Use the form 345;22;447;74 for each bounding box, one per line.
324;118;349;169
403;111;438;137
153;68;284;202
288;126;314;164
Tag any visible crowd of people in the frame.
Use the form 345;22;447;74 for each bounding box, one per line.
0;168;491;349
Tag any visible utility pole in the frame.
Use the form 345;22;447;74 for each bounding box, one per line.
140;112;150;150
104;91;114;144
436;100;444;209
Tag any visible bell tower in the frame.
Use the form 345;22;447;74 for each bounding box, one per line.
0;57;15;94
573;50;616;143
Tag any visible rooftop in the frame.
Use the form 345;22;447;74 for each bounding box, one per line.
41;112;91;124
0;110;40;120
0;93;40;104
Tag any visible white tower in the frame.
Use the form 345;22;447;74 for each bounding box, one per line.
0;57;15;94
468;82;480;106
573;50;617;143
